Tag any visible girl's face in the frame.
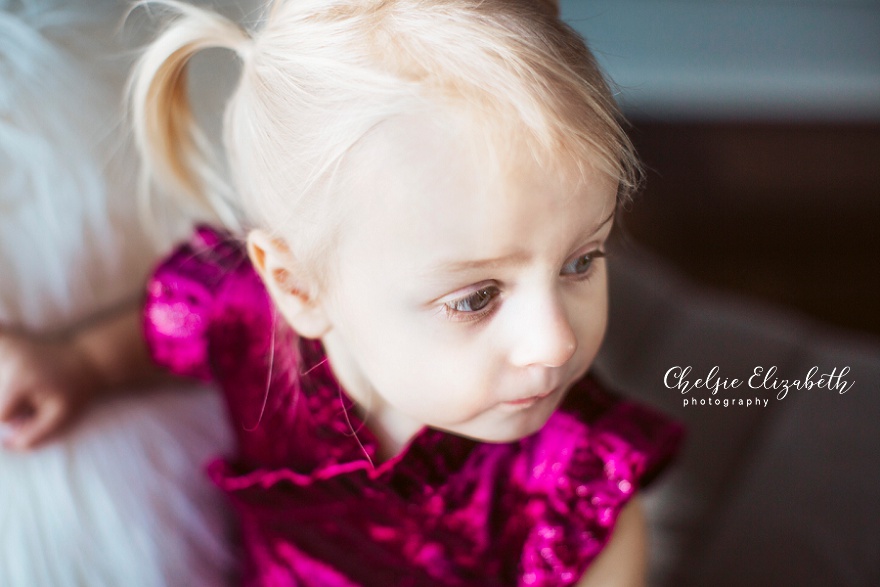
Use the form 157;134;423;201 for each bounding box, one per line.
318;116;616;455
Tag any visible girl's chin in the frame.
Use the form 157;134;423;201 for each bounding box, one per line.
447;409;557;444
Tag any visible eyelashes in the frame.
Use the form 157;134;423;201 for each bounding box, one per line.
444;285;501;314
560;250;606;278
441;249;606;323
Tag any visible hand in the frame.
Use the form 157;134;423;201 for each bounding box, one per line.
0;328;102;451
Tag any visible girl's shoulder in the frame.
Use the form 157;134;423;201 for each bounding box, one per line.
143;225;266;381
512;374;683;528
551;375;684;488
491;376;683;584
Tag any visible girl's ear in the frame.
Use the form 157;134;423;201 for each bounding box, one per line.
247;229;332;339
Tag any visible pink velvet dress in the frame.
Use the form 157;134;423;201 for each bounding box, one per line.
143;227;684;587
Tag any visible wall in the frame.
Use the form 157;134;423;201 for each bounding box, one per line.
560;0;880;121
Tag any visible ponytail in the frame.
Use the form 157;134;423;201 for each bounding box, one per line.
128;0;252;230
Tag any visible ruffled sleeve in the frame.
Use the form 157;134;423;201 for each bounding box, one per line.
510;377;684;587
143;226;248;381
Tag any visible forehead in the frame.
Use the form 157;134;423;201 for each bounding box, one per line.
349;109;613;213
333;112;617;278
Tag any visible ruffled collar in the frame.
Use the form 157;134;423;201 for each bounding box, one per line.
246;330;480;490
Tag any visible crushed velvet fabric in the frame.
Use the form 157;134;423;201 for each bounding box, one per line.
144;226;683;587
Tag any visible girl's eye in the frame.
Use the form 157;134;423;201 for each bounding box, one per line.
561;250;606;277
445;286;499;314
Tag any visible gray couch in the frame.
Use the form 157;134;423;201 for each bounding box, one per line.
597;247;880;587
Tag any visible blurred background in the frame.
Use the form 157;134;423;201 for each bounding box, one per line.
1;2;876;586
560;0;880;338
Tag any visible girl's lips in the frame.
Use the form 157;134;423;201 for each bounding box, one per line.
501;387;557;407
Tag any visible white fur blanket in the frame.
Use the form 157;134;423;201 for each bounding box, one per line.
0;2;235;585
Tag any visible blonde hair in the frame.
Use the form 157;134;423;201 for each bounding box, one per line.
130;0;641;270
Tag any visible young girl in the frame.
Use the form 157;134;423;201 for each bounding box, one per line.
2;0;682;584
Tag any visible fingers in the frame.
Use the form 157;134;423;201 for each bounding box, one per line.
0;416;30;450
0;390;31;449
0;418;20;447
0;385;20;423
0;355;31;431
13;398;67;449
2;396;68;451
0;332;85;450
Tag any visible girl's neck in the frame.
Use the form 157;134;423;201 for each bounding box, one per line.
319;331;423;463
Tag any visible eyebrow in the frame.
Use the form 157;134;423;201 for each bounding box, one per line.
432;249;531;274
429;209;615;275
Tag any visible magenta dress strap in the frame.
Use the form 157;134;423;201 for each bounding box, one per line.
144;226;684;587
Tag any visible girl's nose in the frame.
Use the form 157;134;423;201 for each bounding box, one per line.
508;295;578;369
